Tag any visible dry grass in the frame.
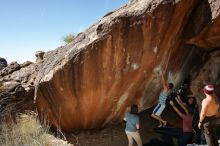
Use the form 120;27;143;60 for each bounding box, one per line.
0;84;4;93
0;111;73;146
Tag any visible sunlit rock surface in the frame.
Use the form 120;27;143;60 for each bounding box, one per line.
35;0;218;131
0;60;36;120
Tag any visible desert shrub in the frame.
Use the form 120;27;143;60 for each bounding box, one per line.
0;83;4;93
0;111;72;146
63;34;75;44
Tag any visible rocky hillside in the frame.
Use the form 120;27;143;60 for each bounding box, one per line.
0;0;219;132
0;59;36;120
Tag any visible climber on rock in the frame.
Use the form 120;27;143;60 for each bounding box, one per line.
151;70;174;127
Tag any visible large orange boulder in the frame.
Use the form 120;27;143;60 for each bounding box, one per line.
35;0;218;131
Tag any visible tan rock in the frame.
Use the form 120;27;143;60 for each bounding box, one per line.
35;51;45;64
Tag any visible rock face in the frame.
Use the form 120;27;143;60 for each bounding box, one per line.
208;0;220;19
35;51;45;64
190;50;220;103
187;15;220;49
0;60;36;121
188;14;220;102
35;0;219;131
0;61;20;77
0;57;7;71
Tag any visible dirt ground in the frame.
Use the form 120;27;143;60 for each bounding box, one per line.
65;106;182;146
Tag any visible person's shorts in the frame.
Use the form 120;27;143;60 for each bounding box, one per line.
152;103;165;116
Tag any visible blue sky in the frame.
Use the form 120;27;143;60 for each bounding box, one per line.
0;0;128;63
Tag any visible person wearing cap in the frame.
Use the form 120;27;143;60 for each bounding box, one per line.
198;85;219;146
151;72;174;127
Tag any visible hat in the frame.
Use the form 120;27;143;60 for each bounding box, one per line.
203;85;214;95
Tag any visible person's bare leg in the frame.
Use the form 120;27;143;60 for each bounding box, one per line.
151;114;167;126
157;121;163;127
